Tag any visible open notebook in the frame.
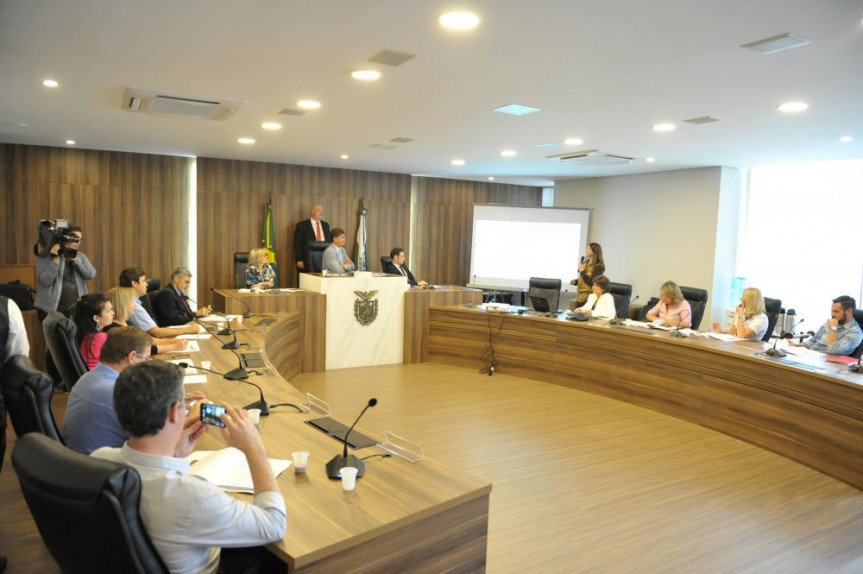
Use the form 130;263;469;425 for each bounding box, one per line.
187;448;291;493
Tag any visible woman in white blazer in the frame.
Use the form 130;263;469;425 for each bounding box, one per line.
575;275;616;319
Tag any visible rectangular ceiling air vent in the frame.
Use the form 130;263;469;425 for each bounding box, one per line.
390;137;415;143
278;108;307;116
683;116;720;125
547;149;634;166
741;33;811;54
122;88;245;121
368;49;416;67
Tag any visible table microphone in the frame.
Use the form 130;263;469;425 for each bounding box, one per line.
326;398;378;479
186;294;233;336
211;287;252;319
194;316;242;350
766;318;805;357
177;362;269;415
849;356;862;373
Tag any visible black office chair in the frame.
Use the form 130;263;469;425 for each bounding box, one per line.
637;297;661;321
12;433;169;574
680;286;709;330
0;377;6;572
0;354;63;443
762;297;782;342
381;256;392;272
851;309;863;359
42;311;88;390
234;252;250;288
528;277;562;312
305;241;330;273
140;290;161;324
608;282;633;319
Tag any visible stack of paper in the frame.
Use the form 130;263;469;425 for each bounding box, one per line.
187;448;291;493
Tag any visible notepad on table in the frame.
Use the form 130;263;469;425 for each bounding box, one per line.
187;448;291;493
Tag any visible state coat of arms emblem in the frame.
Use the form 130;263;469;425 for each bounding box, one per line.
353;290;379;326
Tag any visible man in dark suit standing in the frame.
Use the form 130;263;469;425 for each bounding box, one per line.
294;203;330;272
152;267;211;327
384;247;427;287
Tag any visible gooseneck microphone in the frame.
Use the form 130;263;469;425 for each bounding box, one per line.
185;293;233;337
210;287;252;319
177;362;269;415
766;318;805;357
849;355;862;373
326;398;378;479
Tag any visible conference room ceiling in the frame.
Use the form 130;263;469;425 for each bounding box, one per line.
1;0;861;186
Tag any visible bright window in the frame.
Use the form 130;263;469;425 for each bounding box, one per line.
738;159;863;328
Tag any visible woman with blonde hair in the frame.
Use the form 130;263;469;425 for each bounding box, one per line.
646;281;692;328
712;287;768;340
106;287;187;355
570;242;605;307
245;248;276;289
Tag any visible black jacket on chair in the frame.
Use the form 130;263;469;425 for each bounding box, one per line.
384;261;418;286
152;287;195;327
294;219;330;269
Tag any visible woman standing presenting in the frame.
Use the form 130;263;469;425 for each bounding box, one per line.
570;243;605;307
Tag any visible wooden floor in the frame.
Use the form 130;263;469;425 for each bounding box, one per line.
2;364;863;573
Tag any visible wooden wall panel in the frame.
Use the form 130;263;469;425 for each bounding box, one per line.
0;144;191;296
196;157;412;303
411;177;542;286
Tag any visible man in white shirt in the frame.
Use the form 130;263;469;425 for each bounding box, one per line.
1;296;30;360
92;361;286;574
322;228;355;274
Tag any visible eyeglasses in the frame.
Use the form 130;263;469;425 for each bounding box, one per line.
134;352;151;362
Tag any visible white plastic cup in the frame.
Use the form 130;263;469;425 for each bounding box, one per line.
292;451;309;473
321;269;329;277
246;408;261;426
339;467;358;491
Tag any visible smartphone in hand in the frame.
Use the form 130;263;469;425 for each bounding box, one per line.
200;403;226;427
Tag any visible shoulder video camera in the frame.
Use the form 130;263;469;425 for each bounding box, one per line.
33;219;78;258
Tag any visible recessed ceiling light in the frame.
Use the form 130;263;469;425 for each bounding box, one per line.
777;102;809;113
238;137;255;145
494;103;541;116
646;157;656;163
439;11;480;30
261;122;282;131
488;177;495;181
297;100;321;110
43;79;59;88
652;123;676;132
564;138;584;146
65;139;75;145
500;150;517;157
351;70;381;81
340;154;350;159
451;159;466;166
839;135;854;143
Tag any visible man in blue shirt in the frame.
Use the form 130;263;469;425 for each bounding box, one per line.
120;267;198;336
63;326;153;454
790;295;863;356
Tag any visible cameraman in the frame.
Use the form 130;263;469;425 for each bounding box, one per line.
35;226;97;318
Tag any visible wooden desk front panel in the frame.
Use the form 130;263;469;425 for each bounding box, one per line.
212;289;325;373
404;287;482;363
185;317;491;573
427;307;863;490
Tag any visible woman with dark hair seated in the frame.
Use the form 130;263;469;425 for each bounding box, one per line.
645;281;692;328
72;293;114;369
574;275;616;319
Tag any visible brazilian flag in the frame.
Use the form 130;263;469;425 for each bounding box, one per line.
262;200;280;287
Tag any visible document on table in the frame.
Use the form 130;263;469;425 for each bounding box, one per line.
163;340;200;353
707;333;743;341
188;448;291;493
176;333;212;340
167;359;208;384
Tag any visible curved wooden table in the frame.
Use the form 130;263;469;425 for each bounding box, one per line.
186;314;491;573
426;306;863;490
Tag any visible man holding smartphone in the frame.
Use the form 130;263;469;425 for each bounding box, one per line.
92;361;286;574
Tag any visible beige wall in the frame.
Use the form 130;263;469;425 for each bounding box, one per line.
553;167;743;325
